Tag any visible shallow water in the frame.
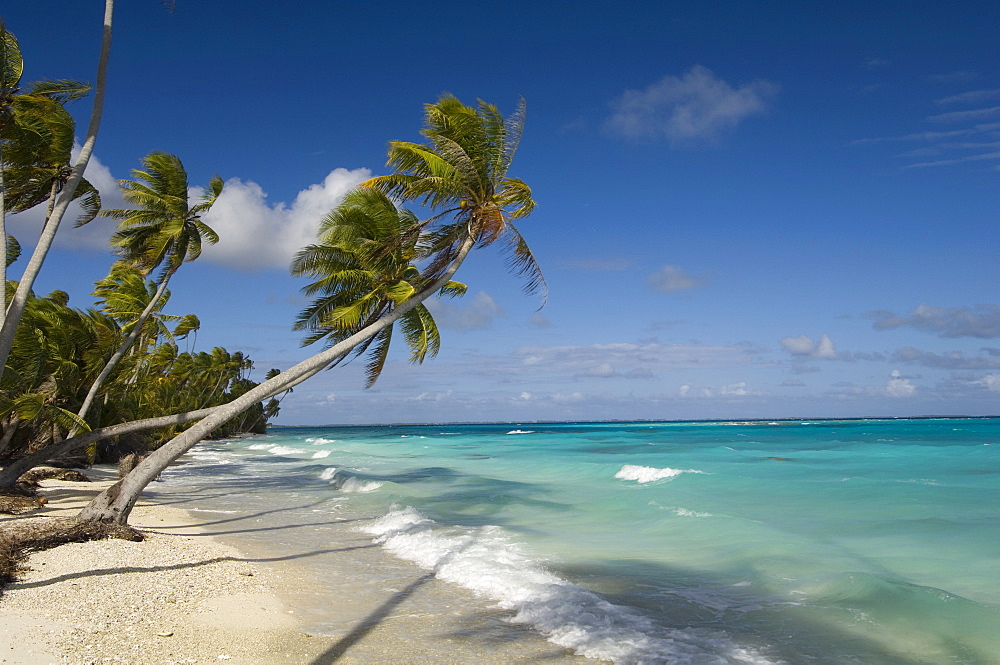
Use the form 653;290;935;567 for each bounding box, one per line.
157;418;1000;664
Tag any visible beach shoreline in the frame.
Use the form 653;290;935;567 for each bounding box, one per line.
0;466;593;664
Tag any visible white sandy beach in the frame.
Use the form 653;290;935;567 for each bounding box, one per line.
0;467;594;664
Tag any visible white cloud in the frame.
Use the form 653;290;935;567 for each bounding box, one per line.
974;373;1000;391
814;334;838;359
6;149;123;253
647;264;709;293
780;333;838;359
720;381;749;396
583;363;619;378
885;370;916;397
199;167;371;270
928;106;1000;123
935;88;1000;106
425;291;505;331
530;312;553;328
606;65;778;145
870;303;1000;338
515;341;758;375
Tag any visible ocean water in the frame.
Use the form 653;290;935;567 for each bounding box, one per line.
157;418;1000;664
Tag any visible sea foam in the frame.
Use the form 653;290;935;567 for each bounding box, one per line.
320;468;383;493
361;506;778;665
246;443;305;456
615;464;704;483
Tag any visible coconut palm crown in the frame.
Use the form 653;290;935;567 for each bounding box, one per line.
362;94;545;302
291;187;466;387
101;151;222;281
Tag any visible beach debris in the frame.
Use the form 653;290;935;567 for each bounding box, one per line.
156;631;173;637
0;493;46;514
18;467;92;483
0;517;144;590
118;453;148;479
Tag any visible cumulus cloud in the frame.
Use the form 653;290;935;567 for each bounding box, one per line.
424;291;505;331
780;333;839;359
647;265;710;293
869;303;1000;338
606;65;778;145
885;370;916;397
199;168;370;270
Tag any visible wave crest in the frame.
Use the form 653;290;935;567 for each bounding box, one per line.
615;464;704;483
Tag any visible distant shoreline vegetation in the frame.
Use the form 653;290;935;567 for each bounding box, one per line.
267;414;1000;428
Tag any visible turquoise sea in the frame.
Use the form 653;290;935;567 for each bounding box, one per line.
159;418;999;664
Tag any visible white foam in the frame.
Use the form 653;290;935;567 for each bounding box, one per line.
268;445;304;456
670;507;713;518
506;429;535;434
311;450;331;459
338;477;384;493
321;468;383;493
360;507;780;665
246;443;305;456
615;464;704;484
306;437;337;445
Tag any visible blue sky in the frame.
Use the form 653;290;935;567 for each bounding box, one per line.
4;1;999;424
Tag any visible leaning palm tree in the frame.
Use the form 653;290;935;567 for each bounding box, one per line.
361;94;545;300
79;94;540;525
75;152;223;423
0;1;114;374
291;187;466;387
0;22;98;330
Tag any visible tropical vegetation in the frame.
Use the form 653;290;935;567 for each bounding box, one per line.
0;2;541;562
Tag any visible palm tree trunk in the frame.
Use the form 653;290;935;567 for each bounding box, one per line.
0;0;113;373
77;233;476;525
0;416;17;459
0;406;217;488
76;274;171;425
1;142;7;332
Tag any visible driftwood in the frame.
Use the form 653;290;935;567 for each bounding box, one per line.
0;517;143;589
18;467;91;483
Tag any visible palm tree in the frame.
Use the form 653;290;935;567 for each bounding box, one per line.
0;291;102;461
0;1;115;375
362;94;545;300
78;94;540;525
1;24;98;329
75;152;222;423
291;187;466;387
0;20;24;319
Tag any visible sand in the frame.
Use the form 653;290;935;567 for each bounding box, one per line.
0;467;595;664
